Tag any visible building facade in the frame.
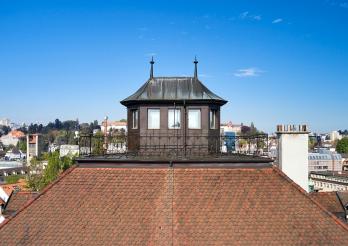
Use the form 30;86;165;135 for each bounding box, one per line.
0;130;25;147
120;58;227;156
310;171;348;192
100;121;127;133
308;148;342;172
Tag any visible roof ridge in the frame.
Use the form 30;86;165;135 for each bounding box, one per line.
0;165;77;230
272;166;348;232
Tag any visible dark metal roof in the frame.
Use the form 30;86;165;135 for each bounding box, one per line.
121;77;227;106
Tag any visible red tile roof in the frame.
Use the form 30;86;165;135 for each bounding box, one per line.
3;191;39;218
310;192;345;215
8;130;25;138
0;165;348;245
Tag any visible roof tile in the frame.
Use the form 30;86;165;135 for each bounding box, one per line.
0;166;347;245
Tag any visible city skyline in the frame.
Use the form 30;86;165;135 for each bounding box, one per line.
1;0;348;133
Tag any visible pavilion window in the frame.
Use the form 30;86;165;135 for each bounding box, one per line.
210;109;217;129
188;109;201;129
131;109;138;129
148;109;160;129
168;109;181;129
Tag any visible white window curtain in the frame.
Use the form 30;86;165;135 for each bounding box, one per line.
148;109;160;129
210;109;216;129
188;109;201;129
168;109;181;129
132;110;138;129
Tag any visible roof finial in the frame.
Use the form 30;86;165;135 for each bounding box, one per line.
150;56;155;79
193;56;198;79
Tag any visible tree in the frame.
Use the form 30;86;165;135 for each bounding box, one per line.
27;157;45;191
54;119;63;129
42;151;61;185
0;125;11;136
308;137;317;150
336;137;348;154
17;138;27;152
26;152;74;191
119;119;127;122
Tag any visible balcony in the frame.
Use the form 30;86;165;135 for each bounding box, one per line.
77;132;271;163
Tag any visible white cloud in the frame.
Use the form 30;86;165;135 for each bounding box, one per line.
239;11;262;21
240;11;249;19
272;18;283;24
234;68;264;77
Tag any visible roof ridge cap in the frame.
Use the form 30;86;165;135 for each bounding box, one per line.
0;165;77;230
272;166;348;232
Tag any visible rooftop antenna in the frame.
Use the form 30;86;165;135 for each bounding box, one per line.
150;56;155;79
193;56;198;79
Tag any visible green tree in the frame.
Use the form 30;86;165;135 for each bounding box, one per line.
308;137;317;150
336;137;348;154
26;157;45;191
17;138;27;152
42;151;61;186
26;152;74;191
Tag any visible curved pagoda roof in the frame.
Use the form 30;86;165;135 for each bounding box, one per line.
121;77;227;106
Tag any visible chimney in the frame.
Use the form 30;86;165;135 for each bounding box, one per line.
276;124;309;192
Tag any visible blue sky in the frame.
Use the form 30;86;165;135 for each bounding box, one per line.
1;0;348;133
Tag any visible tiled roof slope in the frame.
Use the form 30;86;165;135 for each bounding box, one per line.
309;192;345;214
3;191;39;218
1;166;348;245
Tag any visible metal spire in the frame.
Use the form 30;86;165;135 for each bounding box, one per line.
193;56;198;79
150;56;155;79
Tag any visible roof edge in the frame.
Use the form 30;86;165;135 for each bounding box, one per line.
272;166;348;232
0;165;77;230
120;99;228;107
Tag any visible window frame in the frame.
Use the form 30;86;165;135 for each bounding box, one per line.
147;108;161;129
168;108;181;129
188;109;201;129
209;109;217;129
131;109;139;129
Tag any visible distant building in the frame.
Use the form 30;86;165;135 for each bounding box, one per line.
220;121;242;134
0;119;10;127
26;134;44;165
330;131;342;142
4;148;26;161
342;154;348;171
0;130;25;147
309;148;342;172
48;143;59;153
101;121;127;133
310;171;348;192
59;145;79;157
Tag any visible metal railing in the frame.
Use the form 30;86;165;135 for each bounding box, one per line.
78;132;269;159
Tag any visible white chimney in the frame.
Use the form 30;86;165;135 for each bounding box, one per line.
276;124;309;192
